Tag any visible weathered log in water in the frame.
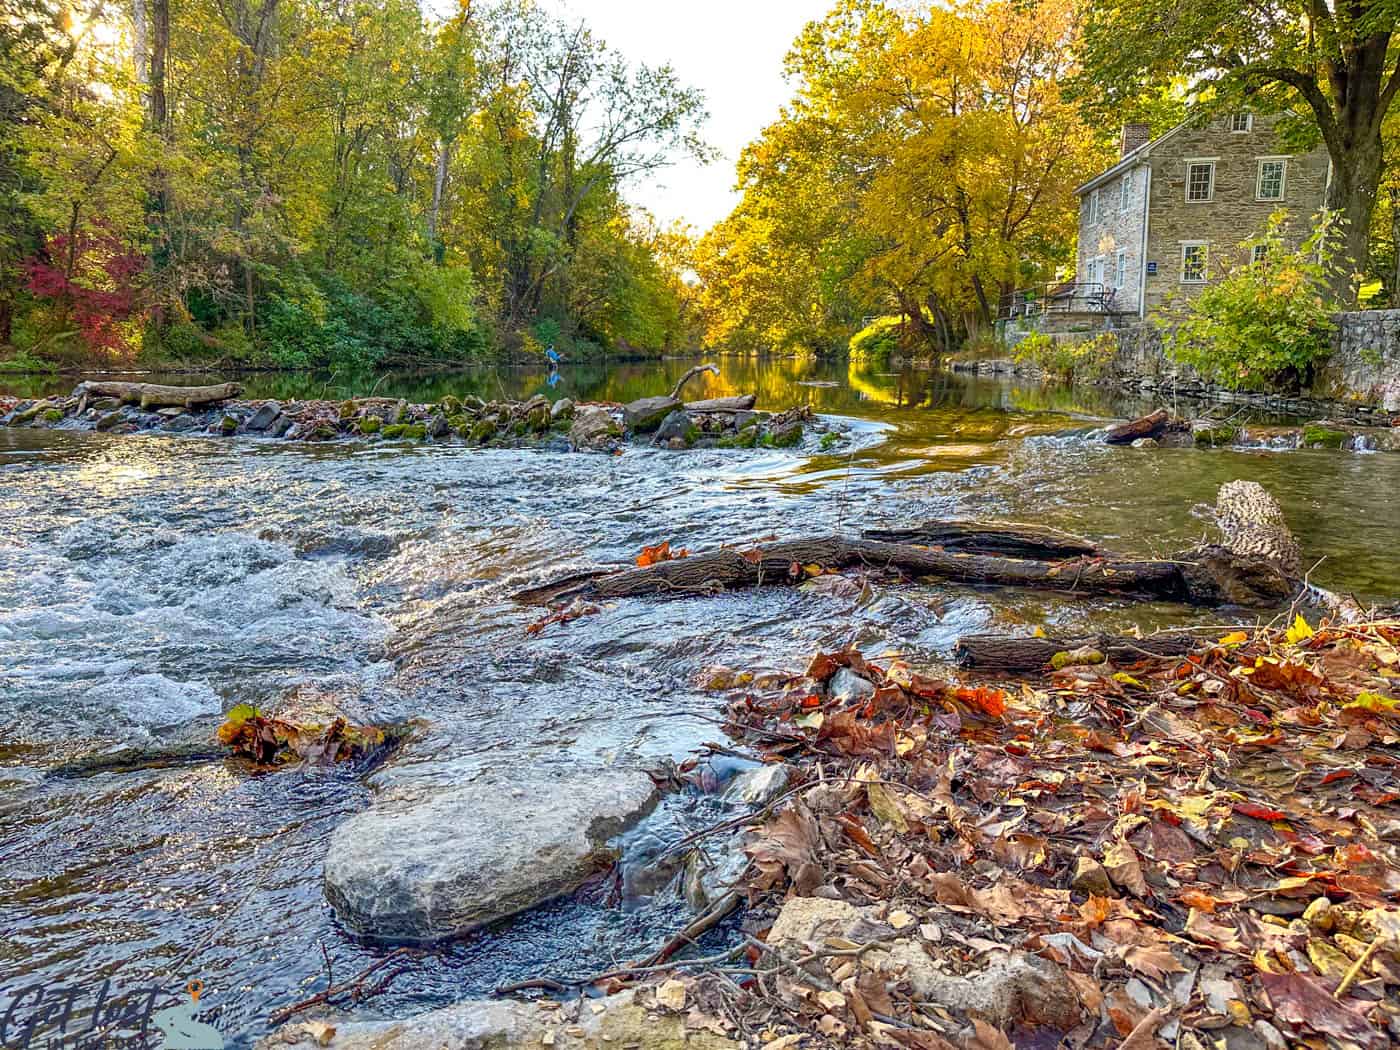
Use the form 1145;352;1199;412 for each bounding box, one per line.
684;395;756;412
73;380;242;410
860;521;1101;560
954;633;1198;671
669;362;720;400
516;534;1290;608
1103;408;1169;444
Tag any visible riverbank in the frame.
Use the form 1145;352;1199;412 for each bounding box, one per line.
263;487;1400;1050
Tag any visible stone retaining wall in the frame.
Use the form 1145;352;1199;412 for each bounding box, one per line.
1107;311;1400;419
961;310;1400;423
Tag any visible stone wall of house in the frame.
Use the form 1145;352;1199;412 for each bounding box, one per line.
1316;310;1400;411
1142;115;1329;311
1077;161;1149;314
1100;313;1400;418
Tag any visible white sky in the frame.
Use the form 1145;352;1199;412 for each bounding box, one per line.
553;0;832;233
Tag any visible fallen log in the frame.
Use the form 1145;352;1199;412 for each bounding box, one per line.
669;363;720;400
73;380;242;410
955;632;1198;671
684;395;756;413
1216;480;1369;621
1104;408;1169;444
517;535;1287;608
861;520;1101;560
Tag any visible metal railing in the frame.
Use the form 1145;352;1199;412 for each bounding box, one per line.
996;282;1127;322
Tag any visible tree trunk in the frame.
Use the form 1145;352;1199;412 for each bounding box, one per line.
428;139;451;251
149;0;168;132
133;0;150;87
1326;134;1384;300
1391;186;1400;298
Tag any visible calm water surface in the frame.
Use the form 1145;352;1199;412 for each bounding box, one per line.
2;358;1397;1040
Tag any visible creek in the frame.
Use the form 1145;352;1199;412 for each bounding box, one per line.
2;357;1398;1042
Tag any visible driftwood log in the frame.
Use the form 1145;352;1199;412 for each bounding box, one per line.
861;521;1100;560
1104;408;1169;444
73;380;242;411
670;363;720;401
685;395;757;413
515;535;1290;609
953;480;1372;671
515;481;1368;616
954;633;1198;671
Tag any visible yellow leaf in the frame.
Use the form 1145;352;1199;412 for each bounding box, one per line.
1032;625;1047;638
1219;630;1248;646
1346;691;1400;713
1285;613;1315;645
866;782;909;833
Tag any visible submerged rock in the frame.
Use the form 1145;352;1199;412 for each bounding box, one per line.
263;988;738;1050
322;767;658;944
622;395;681;432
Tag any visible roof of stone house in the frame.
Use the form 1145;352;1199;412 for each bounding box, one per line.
1074;120;1193;197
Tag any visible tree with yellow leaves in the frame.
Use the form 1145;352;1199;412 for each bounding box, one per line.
697;0;1110;355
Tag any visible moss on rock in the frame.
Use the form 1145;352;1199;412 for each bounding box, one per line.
1192;423;1239;447
41;408;65;424
381;424;407;439
1302;423;1351;449
356;416;382;435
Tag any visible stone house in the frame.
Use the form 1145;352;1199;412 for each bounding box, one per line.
1073;114;1331;318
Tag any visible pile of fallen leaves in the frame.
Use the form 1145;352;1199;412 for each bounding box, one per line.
694;619;1400;1050
217;703;394;767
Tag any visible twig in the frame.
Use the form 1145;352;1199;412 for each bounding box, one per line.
644;891;742;966
1334;933;1390;999
267;947;414;1025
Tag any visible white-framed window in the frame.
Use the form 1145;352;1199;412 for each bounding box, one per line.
1114;249;1128;290
1230;112;1252;133
1256;157;1288;201
1086;255;1105;287
1252;244;1269;265
1181;242;1208;283
1186;161;1215;202
1088;188;1101;223
1120;171;1132;211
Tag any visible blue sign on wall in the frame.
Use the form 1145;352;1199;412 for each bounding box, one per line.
1146;261;1157;275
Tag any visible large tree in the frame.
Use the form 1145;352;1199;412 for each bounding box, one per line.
1081;0;1400;296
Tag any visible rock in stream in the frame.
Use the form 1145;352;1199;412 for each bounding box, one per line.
322;766;659;944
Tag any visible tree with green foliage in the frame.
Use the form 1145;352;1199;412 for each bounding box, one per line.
1161;212;1339;391
0;0;707;369
1080;0;1400;297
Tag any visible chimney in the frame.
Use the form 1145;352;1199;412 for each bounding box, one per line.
1120;123;1151;157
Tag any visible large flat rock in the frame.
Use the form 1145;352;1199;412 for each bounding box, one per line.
323;767;658;943
265;989;738;1050
622;395;681;432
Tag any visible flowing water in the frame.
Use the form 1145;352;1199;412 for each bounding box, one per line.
3;358;1399;1042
